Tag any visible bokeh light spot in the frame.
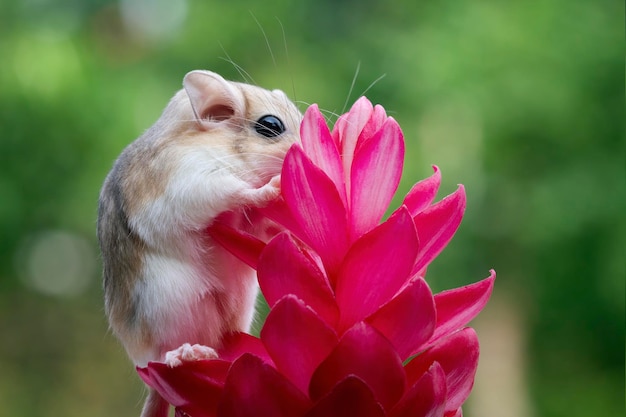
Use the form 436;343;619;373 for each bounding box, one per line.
120;0;188;43
17;230;96;297
12;31;82;98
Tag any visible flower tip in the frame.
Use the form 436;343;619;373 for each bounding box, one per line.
481;269;496;289
454;184;467;210
135;365;153;386
354;96;373;106
345;96;375;120
373;103;387;113
303;103;321;117
485;269;497;288
383;116;403;133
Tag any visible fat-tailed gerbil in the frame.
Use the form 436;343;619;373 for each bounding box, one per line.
97;70;302;417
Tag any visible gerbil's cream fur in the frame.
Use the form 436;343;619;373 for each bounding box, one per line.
97;70;301;417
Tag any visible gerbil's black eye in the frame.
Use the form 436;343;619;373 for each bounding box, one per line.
255;115;286;138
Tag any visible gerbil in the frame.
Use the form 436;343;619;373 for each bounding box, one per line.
97;70;302;417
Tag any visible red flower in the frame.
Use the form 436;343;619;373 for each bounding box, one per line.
138;97;495;417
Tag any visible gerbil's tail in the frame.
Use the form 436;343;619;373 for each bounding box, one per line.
140;389;169;417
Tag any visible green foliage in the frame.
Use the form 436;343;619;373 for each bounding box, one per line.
0;0;622;416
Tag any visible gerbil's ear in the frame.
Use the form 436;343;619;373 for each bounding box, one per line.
183;70;245;130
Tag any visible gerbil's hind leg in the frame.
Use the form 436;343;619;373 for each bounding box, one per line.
139;345;217;417
141;389;169;417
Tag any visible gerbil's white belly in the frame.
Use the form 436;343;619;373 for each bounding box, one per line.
130;247;258;367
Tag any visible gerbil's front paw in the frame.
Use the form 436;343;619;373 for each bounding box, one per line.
164;343;218;367
243;175;281;206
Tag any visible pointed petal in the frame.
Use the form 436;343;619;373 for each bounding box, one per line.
218;354;311;417
356;104;388;153
261;295;339;394
301;104;346;206
405;328;480;413
367;278;436;361
350;117;405;240
412;185;466;275
257;233;339;326
218;332;271;365
403;166;442;216
137;359;230;417
281;146;349;275
309;322;406;411
305;376;385;417
445;409;463;417
391;362;446;417
335;207;418;330
333;97;373;151
416;271;495;353
206;221;266;269
333;97;374;195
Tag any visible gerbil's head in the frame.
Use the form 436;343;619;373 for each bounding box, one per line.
173;70;302;186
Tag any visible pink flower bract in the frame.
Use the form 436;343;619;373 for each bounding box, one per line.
139;97;496;417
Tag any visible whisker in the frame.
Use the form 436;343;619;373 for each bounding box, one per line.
190;147;289;165
341;61;361;114
215;153;286;163
251;11;276;68
196;160;285;186
359;73;387;98
209;160;284;179
295;100;341;123
241;208;254;226
294;99;313;108
318;108;342;122
218;44;255;85
276;17;297;105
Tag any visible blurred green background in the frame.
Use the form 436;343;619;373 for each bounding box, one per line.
0;0;622;416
